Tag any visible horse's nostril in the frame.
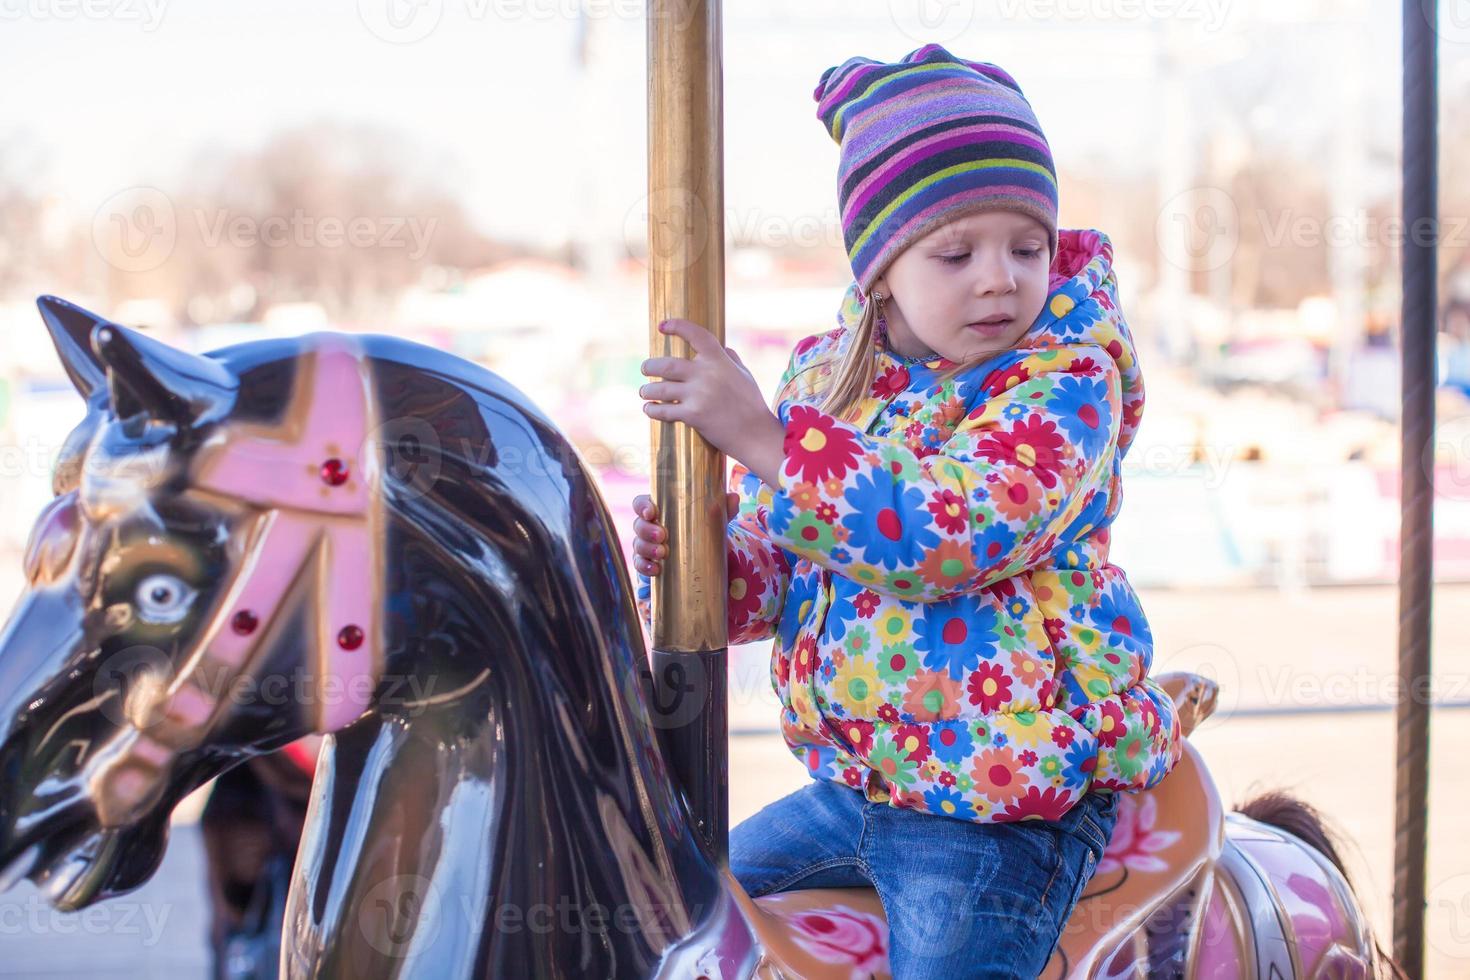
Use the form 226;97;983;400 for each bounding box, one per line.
22;491;81;585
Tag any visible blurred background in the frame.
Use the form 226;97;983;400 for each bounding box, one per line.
1;0;1468;975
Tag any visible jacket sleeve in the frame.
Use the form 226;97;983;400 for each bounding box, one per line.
763;344;1121;603
634;340;818;642
633;461;792;645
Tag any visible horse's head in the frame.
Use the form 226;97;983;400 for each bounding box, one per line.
0;297;389;909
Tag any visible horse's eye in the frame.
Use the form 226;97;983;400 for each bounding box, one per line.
134;574;196;625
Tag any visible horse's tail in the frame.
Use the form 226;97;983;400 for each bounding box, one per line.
1235;790;1407;980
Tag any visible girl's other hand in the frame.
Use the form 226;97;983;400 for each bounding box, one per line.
632;492;740;577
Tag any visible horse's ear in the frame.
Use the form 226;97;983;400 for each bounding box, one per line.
37;295;108;401
91;321;237;426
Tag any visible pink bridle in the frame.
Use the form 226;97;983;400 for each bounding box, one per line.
97;337;385;825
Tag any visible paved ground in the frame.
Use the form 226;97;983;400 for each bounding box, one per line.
1;579;1466;976
0;824;211;978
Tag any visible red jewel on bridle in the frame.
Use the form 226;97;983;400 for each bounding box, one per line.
320;458;350;486
337;625;364;650
231;610;259;635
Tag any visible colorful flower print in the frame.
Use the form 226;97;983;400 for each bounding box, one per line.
967;662;1012;712
833;655;884;716
928;721;974;764
840;469;941;570
915;602;1000;680
970;746;1030;806
783;404;865;484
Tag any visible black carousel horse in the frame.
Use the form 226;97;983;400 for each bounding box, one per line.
0;296;747;976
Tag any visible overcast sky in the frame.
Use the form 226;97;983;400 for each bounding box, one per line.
0;0;1436;253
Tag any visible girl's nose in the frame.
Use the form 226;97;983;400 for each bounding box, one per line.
973;261;1017;296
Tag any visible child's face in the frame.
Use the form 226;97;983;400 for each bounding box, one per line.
873;210;1051;364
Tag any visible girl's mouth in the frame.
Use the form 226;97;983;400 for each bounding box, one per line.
967;318;1013;333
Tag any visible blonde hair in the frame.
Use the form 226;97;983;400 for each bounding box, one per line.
815;293;976;423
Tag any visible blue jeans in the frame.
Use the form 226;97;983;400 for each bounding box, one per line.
730;778;1118;980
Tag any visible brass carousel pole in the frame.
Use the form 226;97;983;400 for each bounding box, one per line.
646;0;728;860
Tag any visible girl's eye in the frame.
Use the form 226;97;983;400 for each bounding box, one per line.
937;248;1042;264
135;573;197;625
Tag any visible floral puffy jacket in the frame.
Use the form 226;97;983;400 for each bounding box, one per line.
636;228;1183;825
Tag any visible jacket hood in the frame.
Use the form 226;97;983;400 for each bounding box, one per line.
1027;228;1145;456
833;227;1145;456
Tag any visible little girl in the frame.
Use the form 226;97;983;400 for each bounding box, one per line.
632;44;1183;978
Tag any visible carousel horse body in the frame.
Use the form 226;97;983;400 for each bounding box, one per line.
0;297;1388;978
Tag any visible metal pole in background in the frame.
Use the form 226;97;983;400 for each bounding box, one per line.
646;0;729;861
1395;0;1437;974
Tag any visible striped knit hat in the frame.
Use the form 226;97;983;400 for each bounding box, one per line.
814;44;1058;292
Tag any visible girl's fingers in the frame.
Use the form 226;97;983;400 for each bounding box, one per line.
633;517;665;541
638;381;681;402
634;556;661;576
657;318;720;357
640;357;691;380
633;495;658;521
633;537;667;560
637;525;673;549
